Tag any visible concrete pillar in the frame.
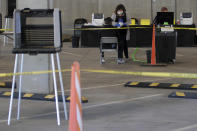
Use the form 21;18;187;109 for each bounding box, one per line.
0;0;7;42
16;0;53;94
48;0;54;9
0;0;7;28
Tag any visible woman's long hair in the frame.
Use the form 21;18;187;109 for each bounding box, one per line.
115;4;127;22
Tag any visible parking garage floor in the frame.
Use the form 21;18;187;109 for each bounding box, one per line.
0;41;197;131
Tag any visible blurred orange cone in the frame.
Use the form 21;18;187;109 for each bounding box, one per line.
151;24;156;65
69;62;82;131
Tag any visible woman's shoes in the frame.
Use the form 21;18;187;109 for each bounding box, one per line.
101;58;105;63
117;58;125;64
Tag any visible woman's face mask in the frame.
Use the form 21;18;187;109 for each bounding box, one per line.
117;10;123;15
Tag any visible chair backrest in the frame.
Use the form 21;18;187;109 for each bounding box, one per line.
74;18;87;25
74;18;87;37
101;37;118;44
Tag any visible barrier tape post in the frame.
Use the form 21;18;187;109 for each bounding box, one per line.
69;62;83;131
151;24;156;65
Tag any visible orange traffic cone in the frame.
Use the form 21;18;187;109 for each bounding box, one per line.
69;62;82;131
142;24;166;66
151;24;156;65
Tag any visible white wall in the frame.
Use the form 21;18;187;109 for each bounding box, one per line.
17;0;48;9
98;0;151;20
54;0;98;34
1;0;197;34
53;0;197;34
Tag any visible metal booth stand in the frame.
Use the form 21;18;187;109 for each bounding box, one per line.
8;8;67;126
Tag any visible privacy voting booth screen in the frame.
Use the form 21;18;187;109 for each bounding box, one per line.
13;8;62;54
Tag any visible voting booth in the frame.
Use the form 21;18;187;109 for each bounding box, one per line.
13;8;62;54
8;8;67;126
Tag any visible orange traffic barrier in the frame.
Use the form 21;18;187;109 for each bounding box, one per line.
151;24;156;65
69;62;83;131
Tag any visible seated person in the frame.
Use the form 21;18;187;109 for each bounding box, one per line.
153;7;168;25
161;7;168;12
99;17;120;63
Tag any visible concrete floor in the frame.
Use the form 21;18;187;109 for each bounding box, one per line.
0;40;197;131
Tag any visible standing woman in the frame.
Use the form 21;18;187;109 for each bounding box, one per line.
112;4;129;64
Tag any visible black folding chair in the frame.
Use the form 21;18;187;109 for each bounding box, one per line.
100;37;118;64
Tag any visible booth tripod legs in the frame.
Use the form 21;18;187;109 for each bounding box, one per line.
56;53;68;121
8;53;68;126
8;54;19;125
17;54;24;120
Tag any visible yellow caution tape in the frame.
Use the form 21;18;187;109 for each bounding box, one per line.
1;69;197;80
173;27;197;30
81;69;197;79
66;26;152;31
1;26;197;32
0;28;13;31
0;69;71;78
0;29;6;31
1;27;148;32
67;26;197;31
